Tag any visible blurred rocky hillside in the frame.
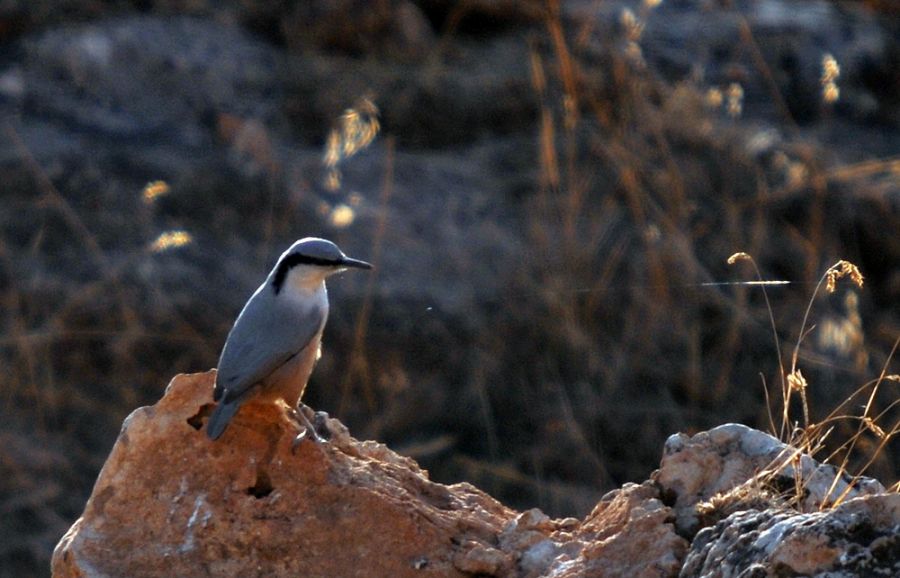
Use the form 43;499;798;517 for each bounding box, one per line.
0;1;897;576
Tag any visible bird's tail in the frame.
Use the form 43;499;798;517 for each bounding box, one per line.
206;398;241;440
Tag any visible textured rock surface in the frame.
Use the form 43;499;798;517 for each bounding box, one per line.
657;423;885;534
50;371;513;577
51;375;898;577
681;493;900;578
51;372;688;578
549;483;687;578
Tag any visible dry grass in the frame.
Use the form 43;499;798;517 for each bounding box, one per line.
399;1;898;521
0;1;897;576
728;254;897;509
454;0;898;508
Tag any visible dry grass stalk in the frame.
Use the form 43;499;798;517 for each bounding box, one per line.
729;253;896;507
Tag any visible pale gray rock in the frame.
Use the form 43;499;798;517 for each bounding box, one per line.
680;493;900;578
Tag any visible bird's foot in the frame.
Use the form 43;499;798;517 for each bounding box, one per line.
290;405;332;450
311;409;333;439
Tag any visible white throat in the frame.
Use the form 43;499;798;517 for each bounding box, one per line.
284;265;331;297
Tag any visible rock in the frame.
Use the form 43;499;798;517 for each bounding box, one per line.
51;371;688;578
51;378;898;577
680;494;900;578
656;423;885;535
550;483;688;578
6;4;897;576
51;371;515;578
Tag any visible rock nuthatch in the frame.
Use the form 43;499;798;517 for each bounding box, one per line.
206;238;372;441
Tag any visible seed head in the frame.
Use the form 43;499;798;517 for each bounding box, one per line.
787;370;808;394
727;252;752;265
825;261;864;294
150;230;192;252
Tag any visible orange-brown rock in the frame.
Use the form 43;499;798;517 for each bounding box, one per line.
54;372;896;578
51;372;688;578
571;483;687;577
52;372;514;577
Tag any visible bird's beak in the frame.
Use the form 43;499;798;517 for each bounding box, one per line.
338;256;374;270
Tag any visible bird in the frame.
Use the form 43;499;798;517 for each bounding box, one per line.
206;237;372;441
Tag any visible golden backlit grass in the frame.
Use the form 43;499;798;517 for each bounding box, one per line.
729;253;896;508
508;1;898;511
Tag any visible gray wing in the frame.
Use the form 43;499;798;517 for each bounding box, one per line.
214;285;326;403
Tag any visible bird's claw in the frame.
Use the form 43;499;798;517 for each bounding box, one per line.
290;407;330;451
312;411;333;440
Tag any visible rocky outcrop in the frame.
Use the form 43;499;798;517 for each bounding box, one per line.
52;373;897;577
656;423;885;535
3;1;898;575
50;372;687;578
51;372;509;577
681;494;900;577
657;425;898;577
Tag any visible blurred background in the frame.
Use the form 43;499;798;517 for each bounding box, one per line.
1;0;898;575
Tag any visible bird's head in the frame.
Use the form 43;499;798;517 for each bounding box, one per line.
270;237;373;295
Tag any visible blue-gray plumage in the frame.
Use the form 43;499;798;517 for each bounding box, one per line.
206;238;372;441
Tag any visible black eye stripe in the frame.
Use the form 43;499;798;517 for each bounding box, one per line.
272;253;341;294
